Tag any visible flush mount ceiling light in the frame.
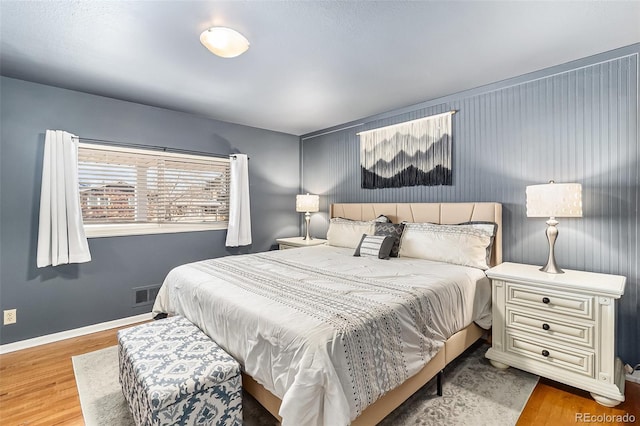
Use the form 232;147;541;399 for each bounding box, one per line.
199;27;250;58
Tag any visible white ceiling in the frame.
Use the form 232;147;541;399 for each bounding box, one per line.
1;1;639;136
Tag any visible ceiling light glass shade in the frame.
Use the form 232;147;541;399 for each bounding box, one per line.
526;182;582;218
200;27;250;58
296;194;319;213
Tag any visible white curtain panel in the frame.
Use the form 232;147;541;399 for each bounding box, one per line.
225;154;252;247
37;130;91;267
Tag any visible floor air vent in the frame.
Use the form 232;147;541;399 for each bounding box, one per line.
133;285;161;307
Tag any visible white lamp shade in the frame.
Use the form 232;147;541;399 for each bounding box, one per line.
200;27;250;58
526;182;582;218
296;194;319;213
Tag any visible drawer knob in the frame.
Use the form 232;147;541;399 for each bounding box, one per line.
542;297;550;304
542;323;550;331
541;349;550;357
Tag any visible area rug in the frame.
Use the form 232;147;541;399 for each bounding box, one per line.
73;342;537;426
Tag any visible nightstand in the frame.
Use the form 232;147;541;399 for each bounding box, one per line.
485;262;626;407
276;237;327;250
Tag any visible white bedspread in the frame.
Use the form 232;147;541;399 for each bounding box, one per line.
152;245;491;426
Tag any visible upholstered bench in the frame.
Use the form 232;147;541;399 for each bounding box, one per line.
117;316;242;426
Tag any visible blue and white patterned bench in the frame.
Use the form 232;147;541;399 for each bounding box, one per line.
117;316;242;426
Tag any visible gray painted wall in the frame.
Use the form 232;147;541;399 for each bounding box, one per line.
0;76;300;345
301;45;639;365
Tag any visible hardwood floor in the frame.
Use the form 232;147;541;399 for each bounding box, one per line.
0;325;131;426
1;325;639;425
518;377;639;425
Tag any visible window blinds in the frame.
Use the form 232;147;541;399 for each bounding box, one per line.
78;144;230;225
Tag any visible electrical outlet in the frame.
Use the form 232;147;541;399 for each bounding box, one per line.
624;363;640;384
627;373;640;385
3;309;17;325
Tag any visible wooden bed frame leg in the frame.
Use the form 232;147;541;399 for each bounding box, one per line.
437;370;443;396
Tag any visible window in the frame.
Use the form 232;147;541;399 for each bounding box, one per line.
78;143;230;237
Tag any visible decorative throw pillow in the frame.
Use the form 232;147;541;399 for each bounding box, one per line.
374;222;405;257
326;218;375;249
354;234;395;259
398;222;497;270
374;215;391;223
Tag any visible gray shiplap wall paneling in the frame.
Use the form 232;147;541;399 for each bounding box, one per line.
301;47;639;365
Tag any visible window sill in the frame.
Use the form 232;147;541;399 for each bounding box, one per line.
84;222;228;238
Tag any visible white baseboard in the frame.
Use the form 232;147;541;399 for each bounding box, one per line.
0;312;152;354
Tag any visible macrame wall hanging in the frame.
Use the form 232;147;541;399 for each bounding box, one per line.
358;111;454;189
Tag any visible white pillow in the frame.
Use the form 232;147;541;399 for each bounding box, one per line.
398;222;497;270
326;218;375;249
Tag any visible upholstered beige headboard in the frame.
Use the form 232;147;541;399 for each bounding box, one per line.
330;202;503;267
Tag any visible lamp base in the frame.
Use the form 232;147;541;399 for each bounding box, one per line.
540;263;564;274
540;218;564;274
302;212;313;240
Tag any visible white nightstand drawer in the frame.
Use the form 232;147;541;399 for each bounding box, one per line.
506;332;594;377
506;282;594;320
506;307;594;348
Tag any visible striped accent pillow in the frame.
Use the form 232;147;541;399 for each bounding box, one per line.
353;234;395;259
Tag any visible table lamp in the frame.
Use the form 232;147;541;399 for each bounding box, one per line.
296;193;319;240
526;181;582;274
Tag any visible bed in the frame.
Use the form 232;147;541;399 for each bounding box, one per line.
152;202;502;425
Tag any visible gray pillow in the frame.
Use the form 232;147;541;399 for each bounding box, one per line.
374;222;405;257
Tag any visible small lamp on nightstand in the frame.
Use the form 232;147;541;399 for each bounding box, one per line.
296;193;319;240
526;181;582;274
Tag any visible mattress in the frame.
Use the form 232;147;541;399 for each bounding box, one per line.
152;245;491;425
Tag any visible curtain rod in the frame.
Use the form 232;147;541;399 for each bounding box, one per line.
356;110;456;136
73;136;248;160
